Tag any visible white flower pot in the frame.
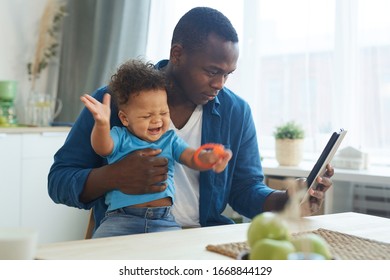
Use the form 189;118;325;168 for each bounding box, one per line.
275;139;304;166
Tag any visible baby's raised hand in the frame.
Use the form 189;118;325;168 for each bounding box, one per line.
80;93;111;125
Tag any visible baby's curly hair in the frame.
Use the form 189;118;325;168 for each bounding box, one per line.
109;59;166;108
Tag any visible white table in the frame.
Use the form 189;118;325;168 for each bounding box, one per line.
35;212;390;260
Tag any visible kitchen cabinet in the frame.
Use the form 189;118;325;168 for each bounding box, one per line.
0;127;89;244
0;133;21;227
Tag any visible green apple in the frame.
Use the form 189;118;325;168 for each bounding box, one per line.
291;233;332;260
249;238;296;260
247;212;290;248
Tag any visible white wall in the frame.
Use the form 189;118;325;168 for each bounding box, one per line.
0;0;58;123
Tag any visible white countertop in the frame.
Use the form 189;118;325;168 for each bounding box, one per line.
0;126;71;134
262;158;390;185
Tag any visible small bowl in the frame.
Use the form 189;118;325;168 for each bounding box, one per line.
288;252;325;260
237;250;250;260
0;228;38;260
237;250;329;260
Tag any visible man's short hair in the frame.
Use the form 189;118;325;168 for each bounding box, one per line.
171;7;238;53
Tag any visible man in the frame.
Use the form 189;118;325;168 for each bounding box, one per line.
48;7;334;233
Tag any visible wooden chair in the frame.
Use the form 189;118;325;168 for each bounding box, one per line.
84;208;95;239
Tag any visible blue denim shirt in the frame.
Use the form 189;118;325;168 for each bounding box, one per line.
48;60;275;230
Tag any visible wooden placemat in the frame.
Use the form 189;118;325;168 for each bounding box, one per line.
206;228;390;260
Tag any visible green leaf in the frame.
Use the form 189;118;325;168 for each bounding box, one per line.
273;121;305;139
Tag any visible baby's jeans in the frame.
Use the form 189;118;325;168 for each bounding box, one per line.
92;206;181;238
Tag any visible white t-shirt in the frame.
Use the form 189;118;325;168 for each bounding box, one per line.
170;105;202;228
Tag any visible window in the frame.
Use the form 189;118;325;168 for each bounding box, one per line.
146;0;390;166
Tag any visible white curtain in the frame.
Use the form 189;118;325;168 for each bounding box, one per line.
56;0;151;123
146;0;390;165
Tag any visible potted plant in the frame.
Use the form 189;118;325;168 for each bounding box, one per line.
274;121;305;166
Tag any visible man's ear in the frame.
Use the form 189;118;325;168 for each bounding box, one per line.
118;110;128;126
170;44;184;65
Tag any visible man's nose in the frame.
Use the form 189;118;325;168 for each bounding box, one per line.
210;74;226;90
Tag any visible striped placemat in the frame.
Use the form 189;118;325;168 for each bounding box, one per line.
206;228;390;260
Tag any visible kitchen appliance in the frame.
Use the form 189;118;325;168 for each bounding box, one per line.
0;80;18;126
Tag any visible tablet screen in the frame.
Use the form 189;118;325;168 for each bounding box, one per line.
306;129;347;190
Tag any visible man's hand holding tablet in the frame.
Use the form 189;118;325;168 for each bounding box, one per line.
298;129;347;215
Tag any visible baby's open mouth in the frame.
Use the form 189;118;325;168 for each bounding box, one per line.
148;127;161;134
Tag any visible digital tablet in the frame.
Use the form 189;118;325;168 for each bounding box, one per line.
306;129;347;191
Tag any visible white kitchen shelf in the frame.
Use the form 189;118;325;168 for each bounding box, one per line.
262;158;390;186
